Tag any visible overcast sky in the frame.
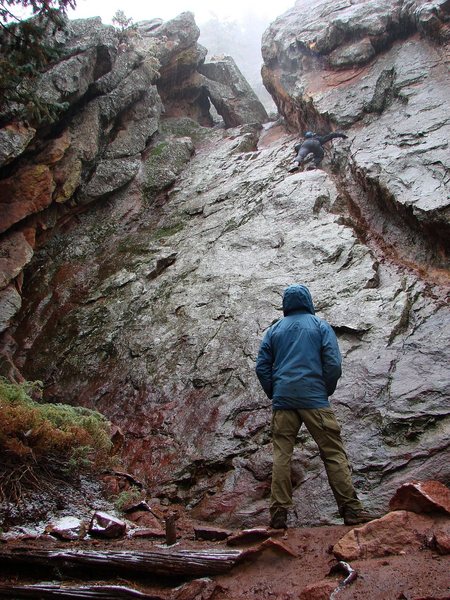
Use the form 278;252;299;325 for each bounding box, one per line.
68;0;295;25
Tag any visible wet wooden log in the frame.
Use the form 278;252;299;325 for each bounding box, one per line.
0;547;243;577
0;583;164;599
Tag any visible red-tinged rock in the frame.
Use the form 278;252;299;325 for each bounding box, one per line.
299;579;338;600
194;525;233;541
227;527;271;546
123;500;151;513
173;578;218;600
389;481;450;515
101;475;122;497
412;597;450;600
21;226;36;249
110;424;125;453
259;537;298;557
126;510;161;529
333;510;448;561
434;530;450;555
45;517;86;541
0;230;34;289
52;151;82;203
112;471;144;489
148;504;166;520
129;528;166;538
190;471;269;527
243;537;298;559
89;511;126;539
100;470;145;499
36;131;71;165
0;164;54;234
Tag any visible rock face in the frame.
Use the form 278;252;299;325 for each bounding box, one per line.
0;13;267;338
0;4;449;528
262;0;450;256
199;56;269;127
141;14;269;128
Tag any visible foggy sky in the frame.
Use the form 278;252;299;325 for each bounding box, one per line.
69;0;294;25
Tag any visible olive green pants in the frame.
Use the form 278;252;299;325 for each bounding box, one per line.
270;408;362;517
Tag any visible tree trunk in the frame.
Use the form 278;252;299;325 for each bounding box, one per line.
0;547;243;577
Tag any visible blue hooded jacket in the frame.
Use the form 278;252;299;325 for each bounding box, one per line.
255;284;342;409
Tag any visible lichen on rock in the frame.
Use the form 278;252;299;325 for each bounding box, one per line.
143;136;194;198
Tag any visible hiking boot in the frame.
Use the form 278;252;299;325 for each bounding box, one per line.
343;507;377;526
288;163;299;173
270;507;288;529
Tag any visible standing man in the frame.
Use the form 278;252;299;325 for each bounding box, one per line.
256;284;372;529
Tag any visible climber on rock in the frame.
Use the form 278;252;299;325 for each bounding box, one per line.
288;130;348;172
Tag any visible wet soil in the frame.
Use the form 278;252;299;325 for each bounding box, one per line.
1;520;448;599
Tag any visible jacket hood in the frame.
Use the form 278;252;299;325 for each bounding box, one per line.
282;284;315;316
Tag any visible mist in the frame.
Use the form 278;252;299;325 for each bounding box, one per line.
68;1;294;112
198;14;278;112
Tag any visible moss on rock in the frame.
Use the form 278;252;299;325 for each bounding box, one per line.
143;136;195;198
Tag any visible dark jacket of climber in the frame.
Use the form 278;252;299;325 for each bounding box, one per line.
289;131;348;171
255;284;342;410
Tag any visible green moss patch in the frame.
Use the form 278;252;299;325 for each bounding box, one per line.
0;378;113;502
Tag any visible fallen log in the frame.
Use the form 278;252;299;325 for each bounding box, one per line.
0;548;243;577
0;583;164;599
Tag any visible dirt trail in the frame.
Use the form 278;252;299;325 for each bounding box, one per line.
1;522;448;599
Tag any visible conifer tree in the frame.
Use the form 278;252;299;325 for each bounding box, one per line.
0;0;76;125
112;9;133;33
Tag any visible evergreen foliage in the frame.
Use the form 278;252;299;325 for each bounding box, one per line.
114;487;143;512
0;0;75;124
112;9;138;45
0;377;113;501
112;9;133;33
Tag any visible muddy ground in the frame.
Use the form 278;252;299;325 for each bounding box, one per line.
1;520;449;600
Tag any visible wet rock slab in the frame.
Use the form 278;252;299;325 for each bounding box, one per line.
129;528;166;539
298;579;338;600
261;0;450;235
